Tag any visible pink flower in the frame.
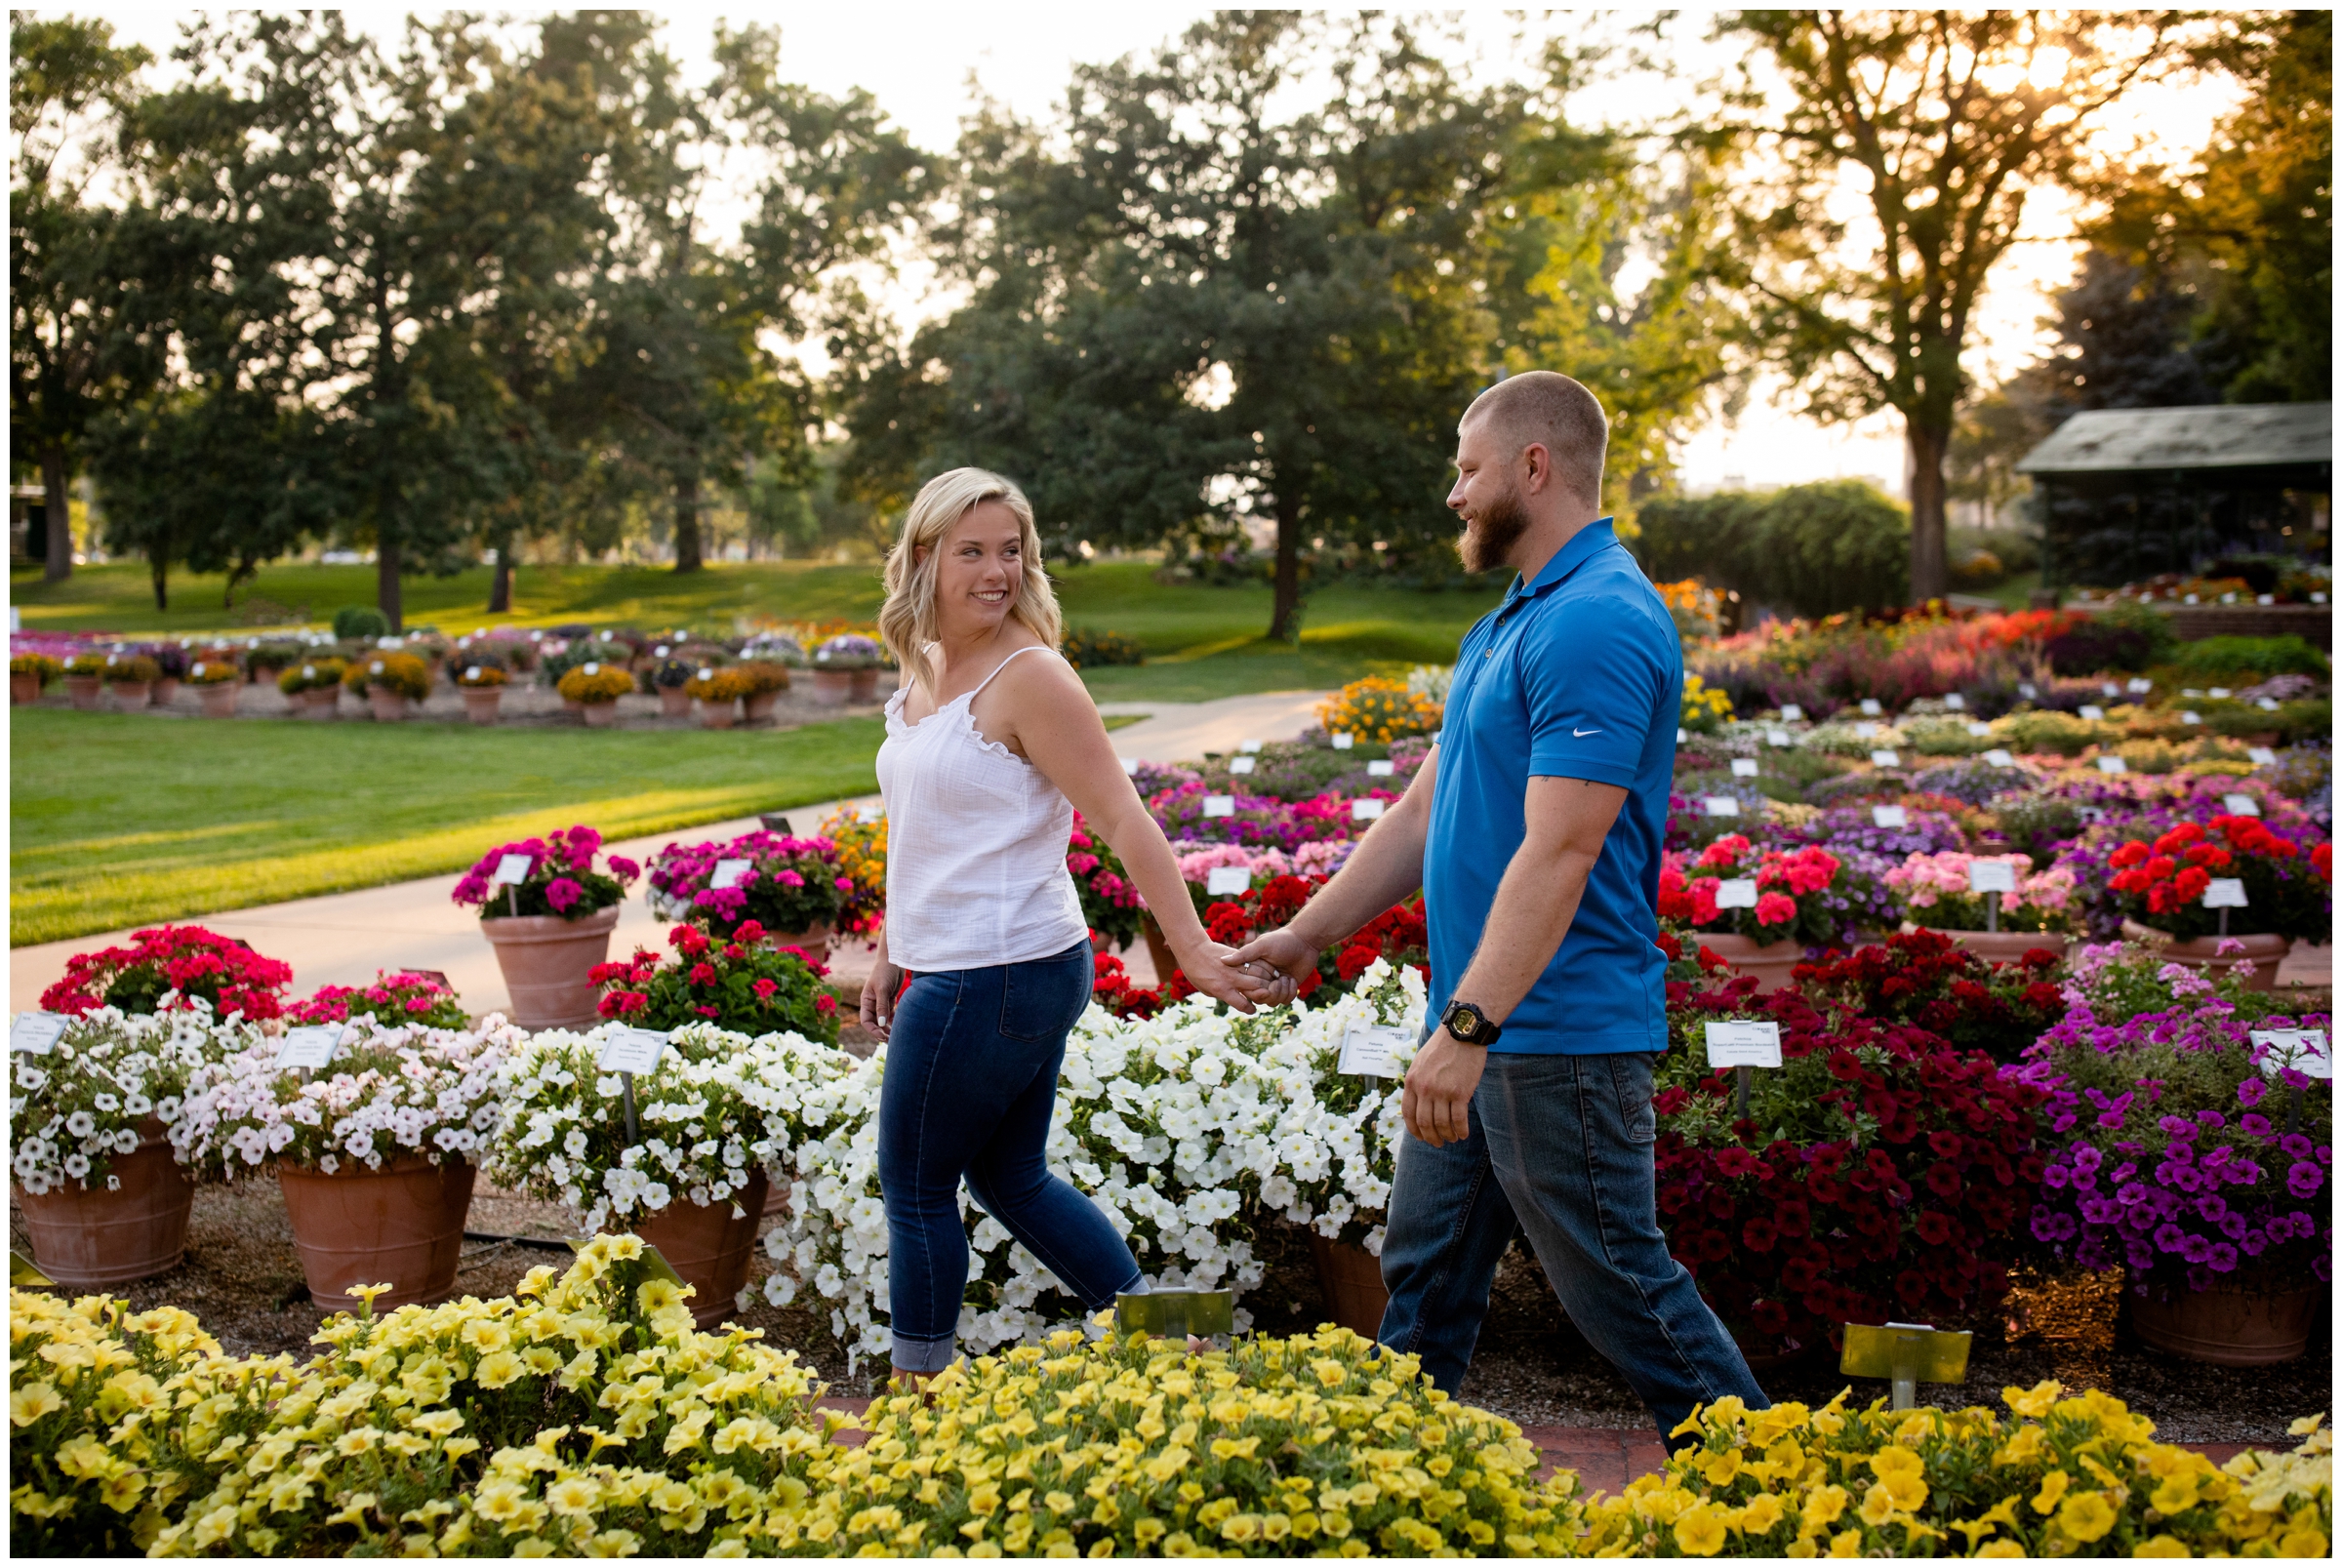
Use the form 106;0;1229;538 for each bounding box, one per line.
607;856;640;882
777;869;806;888
1754;892;1798;926
545;877;584;913
689;962;717;986
835;876;854;892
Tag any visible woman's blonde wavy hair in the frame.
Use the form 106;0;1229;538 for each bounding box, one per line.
877;467;1063;693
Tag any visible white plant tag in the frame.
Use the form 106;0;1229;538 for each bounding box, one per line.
273;1025;342;1070
1352;797;1385;822
1677;727;1689;744
2018;682;2039;700
1984;749;2014;767
1967;722;1992;738
2252;1029;2332;1080
1202;795;1236;819
1872;805;1909;828
2247;746;2279;766
10;1013;68;1056
1780;704;1805;722
1766;728;1791;747
1731;758;1759;778
1339;1023;1411;1077
2101;682;2120;698
597;1026;670;1075
858;804;884;824
1870;749;1900;768
1229;756;1256;775
2180;711;2201;725
1859;699;1882;716
2208;687;2231;699
2079;704;2106;721
2201;877;2248;908
2096;755;2128;774
1855;721;1878;739
1205;866;1252;897
1331;733;1354;750
1967;861;2018;894
2258;697;2281;712
2127;678;2153;695
1715;878;1759;908
1944;693;1966;710
1121;756;1140;775
710;859;752;890
492;853;535;885
1238;739;1263;753
2222;793;2260;817
1704;1020;1783;1069
1366;759;1395;778
1702;795;1740;817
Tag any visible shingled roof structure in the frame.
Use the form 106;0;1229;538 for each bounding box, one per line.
2016;403;2330;483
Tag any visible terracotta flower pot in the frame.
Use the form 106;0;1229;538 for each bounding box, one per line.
769;924;833;966
660;686;692;718
1901;924;2073;967
2120;919;2289;993
64;674;102;710
850;668;881;704
462;688;503;726
1692;933;1804;993
12;671;45;704
480;904;624;1029
198;683;240;718
1310;1231;1390;1340
1142;912;1178;985
562;696;586;714
807;669;854;707
583;701;620;728
745;690;780;722
2128;1280;2319;1366
631;1169;770;1329
697;700;738;730
303;686;342;719
278;1156;476;1312
152;677;182;705
106;679;151;708
13;1126;194;1288
366;685;411;722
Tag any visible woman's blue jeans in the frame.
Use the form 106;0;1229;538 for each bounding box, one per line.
878;939;1141;1373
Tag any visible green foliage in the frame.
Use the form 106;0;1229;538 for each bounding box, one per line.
2167;635;2330;678
1061;626;1146;668
333;605;391;640
1631;481;1909;617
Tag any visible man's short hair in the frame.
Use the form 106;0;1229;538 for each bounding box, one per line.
1464;372;1608;506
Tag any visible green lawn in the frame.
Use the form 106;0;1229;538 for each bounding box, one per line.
11;558;1503;703
11;708;886;946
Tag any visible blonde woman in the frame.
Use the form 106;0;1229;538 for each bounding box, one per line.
863;466;1268;1386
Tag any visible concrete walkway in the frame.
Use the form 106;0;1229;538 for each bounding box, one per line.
10;691;1336;1016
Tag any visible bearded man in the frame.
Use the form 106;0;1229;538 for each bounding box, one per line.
1232;372;1767;1437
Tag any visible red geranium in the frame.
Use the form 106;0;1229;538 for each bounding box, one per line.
2102;814;2330;942
1792;929;2066;1063
40;925;293;1020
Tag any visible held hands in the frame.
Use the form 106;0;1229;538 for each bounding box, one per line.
1401;1028;1486;1149
1225;927;1318;1008
1173;941;1277;1015
859;956;904;1039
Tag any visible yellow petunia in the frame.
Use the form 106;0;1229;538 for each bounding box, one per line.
2002;1381;2062;1419
10;1382;63;1426
2133;1535;2191;1557
2150;1472;2199;1514
1974;1540;2027;1558
2056;1491;2117;1545
1674;1503;1728;1556
2031;1469;2069;1513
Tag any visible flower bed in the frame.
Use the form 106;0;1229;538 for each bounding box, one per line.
1792;931;2068;1063
38;925;293;1021
8;1003;245;1195
591;922;839;1041
644;828;851;937
452;826;638;920
284;969;469;1030
1885;850;2080;934
1660;836;1844;946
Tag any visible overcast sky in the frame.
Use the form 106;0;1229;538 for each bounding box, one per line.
66;6;2241;499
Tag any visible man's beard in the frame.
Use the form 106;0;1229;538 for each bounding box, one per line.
1458;482;1530;574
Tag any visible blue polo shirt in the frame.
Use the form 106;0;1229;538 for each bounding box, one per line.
1422;518;1681;1055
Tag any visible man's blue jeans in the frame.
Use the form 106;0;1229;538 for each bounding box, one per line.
1377;1048;1767;1438
878;939;1142;1374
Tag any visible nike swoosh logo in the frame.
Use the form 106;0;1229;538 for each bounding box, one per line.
1574;727;1601;737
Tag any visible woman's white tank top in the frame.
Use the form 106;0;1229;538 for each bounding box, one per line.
873;644;1091;972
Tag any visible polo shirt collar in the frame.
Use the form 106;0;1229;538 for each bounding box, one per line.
1504;517;1617;607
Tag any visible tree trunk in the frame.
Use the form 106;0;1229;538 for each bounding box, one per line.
672;471;704;573
150;555;169;611
378;537;404;632
41;445;71;583
488;548;513;614
1268;491;1304;642
223;558;256;611
1906;420;1951;604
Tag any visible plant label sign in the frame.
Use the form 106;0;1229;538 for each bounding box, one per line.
1984;748;2014;767
1967;861;2018;894
1238;739;1263;754
1859;699;1882;716
2096;755;2128;774
2257;697;2280;712
2201;878;2248;909
1766;729;1792;747
2208;687;2231;699
1339;1023;1411;1078
1715;878;1759;908
2180;711;2201;725
597;1027;670;1076
1870;749;1900;768
9;1013;68;1056
1120;756;1140;775
1677;727;1688;744
1780;704;1804;722
1366;760;1396;778
2222;793;2261;817
2018;682;2039;700
1351;798;1386;822
2126;678;2153;695
1963;722;1990;739
491;853;535;885
273;1025;343;1070
709;859;752;891
2079;704;2106;721
2251;1030;2331;1080
1702;795;1740;818
2247;746;2279;766
1872;805;1909;828
1205;866;1251;897
1202;795;1236;819
1228;756;1256;775
1703;1021;1783;1069
858;805;884;824
1855;721;1878;739
1730;758;1759;778
1331;732;1354;750
1944;693;1966;710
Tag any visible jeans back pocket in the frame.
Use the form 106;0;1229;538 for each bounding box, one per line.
1609;1052;1658;1145
999;943;1095;1043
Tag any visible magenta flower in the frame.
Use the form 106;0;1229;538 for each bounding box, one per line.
608;856;640;882
545;877;584;913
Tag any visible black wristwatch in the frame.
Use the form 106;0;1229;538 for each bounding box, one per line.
1440;1000;1503;1047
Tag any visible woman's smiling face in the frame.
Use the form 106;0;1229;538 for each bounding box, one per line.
924;500;1026;632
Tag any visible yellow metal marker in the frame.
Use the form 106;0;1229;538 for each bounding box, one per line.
1839;1321;1972;1411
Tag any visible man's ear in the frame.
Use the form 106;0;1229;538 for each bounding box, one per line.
1521;442;1553;495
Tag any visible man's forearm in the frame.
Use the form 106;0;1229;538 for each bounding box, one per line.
1288;793;1432;951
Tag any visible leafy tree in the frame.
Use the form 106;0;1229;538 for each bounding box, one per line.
1713;10;2186;602
2031;249;2216;412
1631;480;1908;617
9;16;156;582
